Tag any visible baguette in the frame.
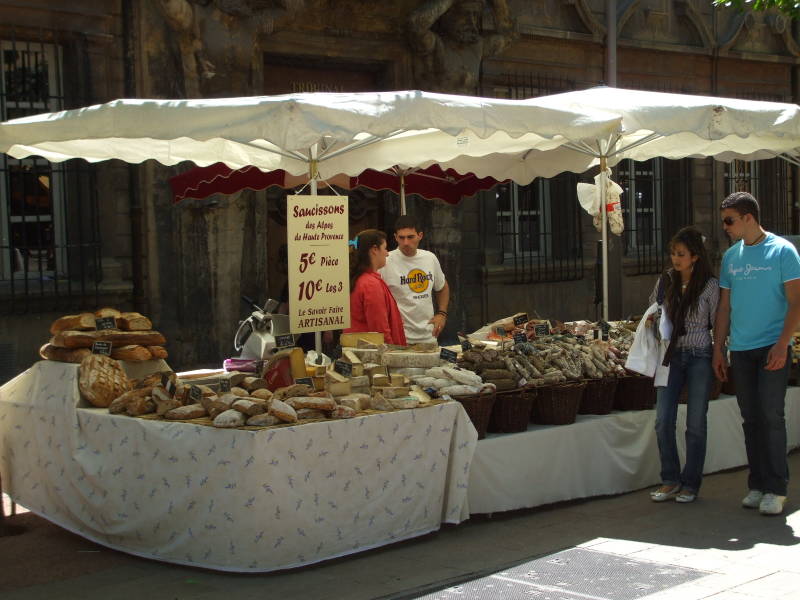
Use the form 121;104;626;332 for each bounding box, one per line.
39;343;91;364
95;308;122;319
118;312;152;331
49;313;96;335
147;345;168;359
111;345;153;361
51;329;167;349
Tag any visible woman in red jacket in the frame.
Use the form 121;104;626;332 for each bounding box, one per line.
344;229;407;346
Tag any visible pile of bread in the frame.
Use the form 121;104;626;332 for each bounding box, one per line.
40;307;168;363
77;353;357;428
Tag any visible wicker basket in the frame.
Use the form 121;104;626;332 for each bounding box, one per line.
579;378;618;415
488;387;534;433
614;375;656;411
678;377;723;404
453;391;496;440
531;381;585;425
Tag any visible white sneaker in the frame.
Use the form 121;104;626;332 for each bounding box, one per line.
741;490;763;509
759;493;787;516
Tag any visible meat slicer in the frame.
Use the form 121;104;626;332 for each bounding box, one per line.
234;296;294;359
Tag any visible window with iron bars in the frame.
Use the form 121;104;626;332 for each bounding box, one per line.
485;72;584;282
496;172;584;283
724;159;792;234
616;158;692;274
0;36;101;313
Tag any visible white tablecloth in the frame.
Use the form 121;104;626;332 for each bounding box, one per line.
468;390;800;514
0;361;477;572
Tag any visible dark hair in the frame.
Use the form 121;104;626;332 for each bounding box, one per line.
349;229;386;289
394;215;421;233
721;191;760;223
664;226;714;327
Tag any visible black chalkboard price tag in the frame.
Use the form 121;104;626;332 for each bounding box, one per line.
295;376;313;387
461;339;472;351
274;334;294;349
439;348;458;363
599;320;611;341
91;341;112;356
218;377;231;393
513;332;527;344
162;373;176;397
534;324;549;337
334;360;352;377
494;326;507;337
513;313;529;327
95;317;117;331
189;385;202;404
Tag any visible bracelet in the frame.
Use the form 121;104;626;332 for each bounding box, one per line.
435;310;448;317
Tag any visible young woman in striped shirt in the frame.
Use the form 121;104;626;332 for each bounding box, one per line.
650;226;720;504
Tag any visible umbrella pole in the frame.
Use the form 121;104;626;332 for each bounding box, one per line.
309;149;323;355
400;174;407;215
599;157;609;323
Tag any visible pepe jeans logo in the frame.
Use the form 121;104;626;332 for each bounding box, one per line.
401;269;433;293
728;263;773;278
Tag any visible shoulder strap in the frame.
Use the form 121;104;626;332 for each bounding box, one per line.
656;274;666;305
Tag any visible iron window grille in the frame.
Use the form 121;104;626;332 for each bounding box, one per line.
617;158;692;275
496;173;584;283
724;158;791;234
0;35;101;313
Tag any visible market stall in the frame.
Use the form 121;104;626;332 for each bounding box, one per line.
0;359;476;572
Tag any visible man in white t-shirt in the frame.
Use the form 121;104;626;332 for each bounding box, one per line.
379;215;450;345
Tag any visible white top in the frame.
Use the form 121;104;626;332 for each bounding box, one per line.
380;248;446;344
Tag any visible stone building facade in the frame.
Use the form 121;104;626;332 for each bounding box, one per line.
0;0;798;378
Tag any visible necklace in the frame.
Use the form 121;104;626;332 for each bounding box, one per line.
747;232;766;246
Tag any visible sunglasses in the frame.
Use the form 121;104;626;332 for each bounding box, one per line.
722;216;741;226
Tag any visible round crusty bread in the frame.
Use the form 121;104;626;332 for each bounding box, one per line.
78;354;132;408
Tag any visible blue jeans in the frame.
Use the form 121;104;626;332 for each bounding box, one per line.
655;346;713;493
730;345;790;496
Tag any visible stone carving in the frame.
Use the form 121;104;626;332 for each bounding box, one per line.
158;0;307;97
407;0;515;94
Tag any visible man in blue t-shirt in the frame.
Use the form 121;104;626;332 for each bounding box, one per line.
713;191;800;516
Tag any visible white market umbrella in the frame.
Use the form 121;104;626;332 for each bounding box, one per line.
521;87;800;321
0;90;621;184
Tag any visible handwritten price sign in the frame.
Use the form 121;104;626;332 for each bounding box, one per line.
287;195;351;333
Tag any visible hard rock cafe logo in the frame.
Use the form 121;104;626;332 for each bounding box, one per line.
401;269;432;293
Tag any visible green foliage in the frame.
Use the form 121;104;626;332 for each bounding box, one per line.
712;0;800;19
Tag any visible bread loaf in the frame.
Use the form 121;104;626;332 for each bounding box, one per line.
126;397;156;416
117;312;152;331
330;405;357;419
78;354;132;408
108;387;153;414
49;313;96;335
250;388;272;401
241;376;269;391
286;396;336;411
230;386;249;397
164;403;206;420
95;307;122;319
296;408;326;420
39;343;91;364
269;399;297;423
147;345;168;359
111;345;152;361
213;409;246;428
232;398;267;416
152;386;182;416
52;329;166;349
246;413;280;427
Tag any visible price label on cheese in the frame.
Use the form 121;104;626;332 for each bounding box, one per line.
599;320;611;341
274;334;294;350
189;385;202;403
218;377;231;393
534;324;549;337
287;195;351;334
334;360;352;377
91;341;112;355
513;332;527;344
95;317;117;331
295;376;314;387
440;348;458;363
461;339;472;351
513;313;529;327
161;373;176;397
